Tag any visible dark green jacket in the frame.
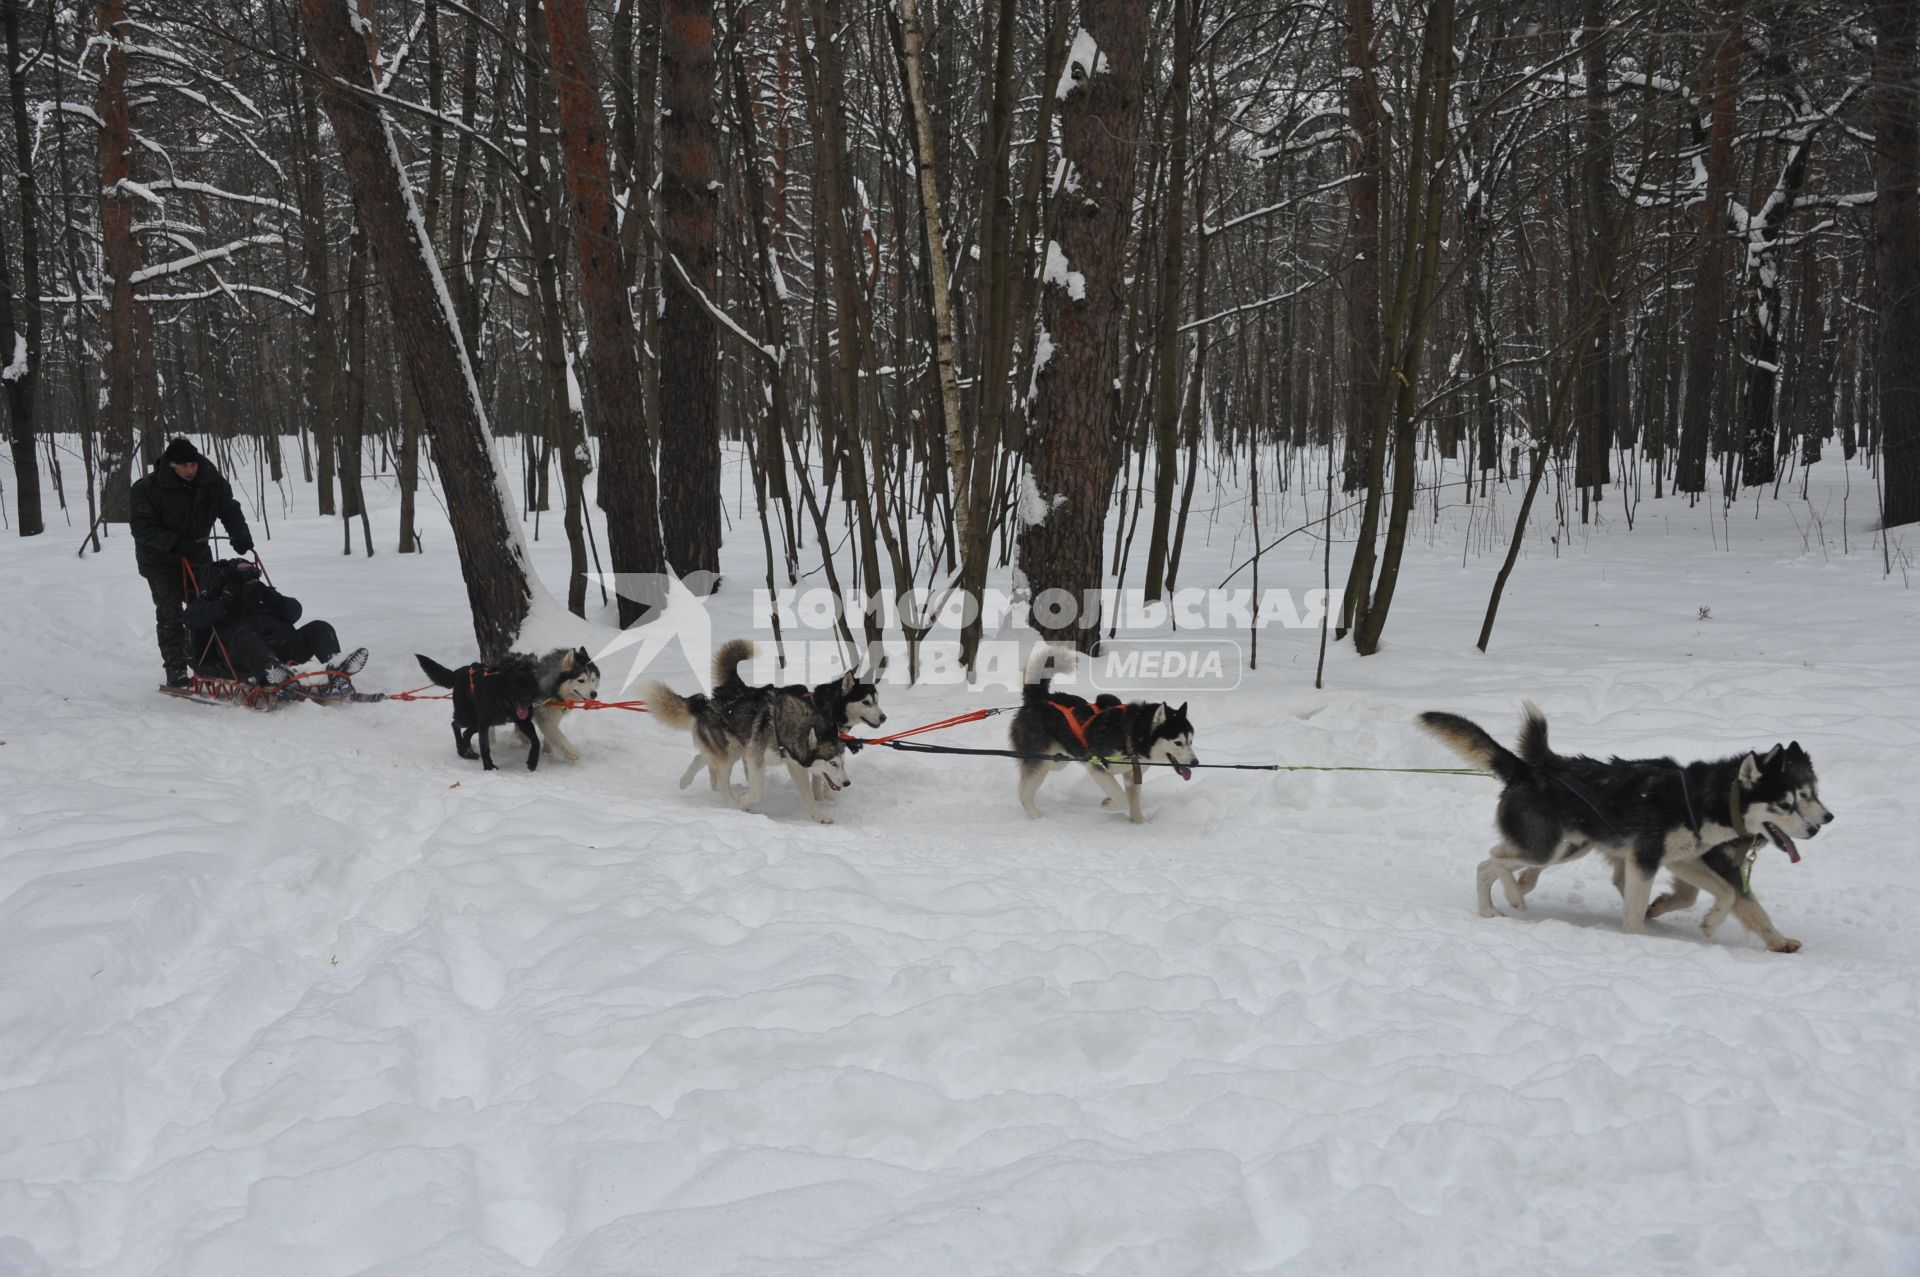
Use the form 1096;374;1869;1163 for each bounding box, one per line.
129;459;251;574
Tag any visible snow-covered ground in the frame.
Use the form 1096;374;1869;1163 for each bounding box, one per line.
2;441;1917;1275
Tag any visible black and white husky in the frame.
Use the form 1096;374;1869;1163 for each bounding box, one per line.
646;658;851;824
676;638;886;802
1419;705;1834;952
1011;643;1198;823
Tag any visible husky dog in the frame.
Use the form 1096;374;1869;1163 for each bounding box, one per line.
1011;643;1198;823
528;646;600;762
646;675;850;824
678;638;886;800
1419;705;1833;952
416;653;542;771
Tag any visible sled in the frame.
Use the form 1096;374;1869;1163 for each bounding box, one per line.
158;668;384;711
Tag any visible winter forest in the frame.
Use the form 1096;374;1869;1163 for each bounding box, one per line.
5;1;1920;1274
3;0;1917;655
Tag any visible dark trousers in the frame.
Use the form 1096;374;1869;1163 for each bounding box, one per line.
223;621;340;683
143;567;192;679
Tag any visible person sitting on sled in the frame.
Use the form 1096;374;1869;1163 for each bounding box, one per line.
182;559;367;692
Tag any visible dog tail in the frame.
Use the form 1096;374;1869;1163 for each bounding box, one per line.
416;654;459;689
711;638;756;691
1023;643;1075;706
1515;701;1551;768
1418;710;1527;782
644;681;704;731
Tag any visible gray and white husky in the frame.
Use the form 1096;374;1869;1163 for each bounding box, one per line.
1419;705;1834;952
646;669;850;824
530;646;600;762
1011;643;1198;823
676;638;885;802
487;646;601;763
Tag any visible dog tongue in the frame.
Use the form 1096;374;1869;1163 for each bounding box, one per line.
1174;764;1193;781
1765;823;1801;864
516;706;530;720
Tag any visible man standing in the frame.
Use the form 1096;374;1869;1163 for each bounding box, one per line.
130;436;253;689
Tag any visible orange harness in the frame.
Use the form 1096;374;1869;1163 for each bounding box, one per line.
1050;698;1127;751
466;665;502;699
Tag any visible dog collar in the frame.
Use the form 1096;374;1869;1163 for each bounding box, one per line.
1727;776;1751;841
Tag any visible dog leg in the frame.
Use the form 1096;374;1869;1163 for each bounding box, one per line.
1511;865;1546;907
740;752;766;810
477;724;497;772
1126;769;1145;825
679;754;707;790
1087;763;1129;812
708;750;741;800
1647;879;1702;920
1665;859;1797;951
517;717;541;771
1475;845;1526;917
1657;860;1732;935
1018;761;1056;819
454;723;478;761
539;709;581;763
1616;856;1701;919
1731;895;1800;953
1618;853;1658;935
788;759;834;825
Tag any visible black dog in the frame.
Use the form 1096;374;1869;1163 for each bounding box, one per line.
416;654;542;771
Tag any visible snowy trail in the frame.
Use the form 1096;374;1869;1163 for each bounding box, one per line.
2;454;1918;1274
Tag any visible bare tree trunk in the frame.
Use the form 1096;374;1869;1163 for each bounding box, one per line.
657;0;722;580
340;227;369;532
957;0;1067;668
1677;1;1744;496
1351;0;1454;656
96;0;142;521
2;0;42;536
1141;0;1192;603
522;0;592;612
1336;0;1388;632
544;0;669;621
1873;0;1920;527
299;0;538;657
1341;0;1384;496
1574;0;1615;516
397;377;421;552
801;0;887;653
896;0;968;546
1017;0;1152;652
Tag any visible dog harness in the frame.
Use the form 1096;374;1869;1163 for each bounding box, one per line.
1677;769;1768;891
1049;699;1127;752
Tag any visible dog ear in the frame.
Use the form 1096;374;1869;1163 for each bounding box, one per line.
805;726;817;750
1762;744;1783;767
1151;705;1168;729
1787;740;1805;759
559;650;576;672
1738;752;1763;786
1176;702;1188;719
839;671;856;695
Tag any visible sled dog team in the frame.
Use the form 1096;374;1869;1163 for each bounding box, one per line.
414;640;1834;953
